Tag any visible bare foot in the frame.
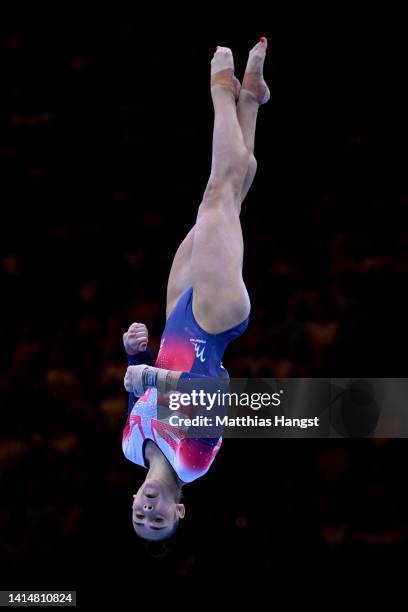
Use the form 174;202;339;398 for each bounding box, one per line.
210;46;241;100
240;37;270;105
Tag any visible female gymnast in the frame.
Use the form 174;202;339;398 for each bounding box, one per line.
122;37;270;541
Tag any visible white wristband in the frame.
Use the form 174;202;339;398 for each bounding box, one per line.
124;364;149;396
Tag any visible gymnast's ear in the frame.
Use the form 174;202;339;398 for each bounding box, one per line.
176;503;185;519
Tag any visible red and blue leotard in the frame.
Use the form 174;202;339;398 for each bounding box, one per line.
122;285;249;483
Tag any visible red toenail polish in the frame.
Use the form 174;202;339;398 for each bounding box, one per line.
260;37;266;43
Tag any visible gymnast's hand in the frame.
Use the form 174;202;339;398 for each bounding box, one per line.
123;322;149;355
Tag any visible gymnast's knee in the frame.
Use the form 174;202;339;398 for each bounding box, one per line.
208;148;251;192
204;176;250;209
248;154;257;177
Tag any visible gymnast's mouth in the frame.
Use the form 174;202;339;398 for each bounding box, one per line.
143;485;160;498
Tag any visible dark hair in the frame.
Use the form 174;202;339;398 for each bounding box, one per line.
145;539;172;559
145;539;171;561
131;517;182;559
143;522;181;559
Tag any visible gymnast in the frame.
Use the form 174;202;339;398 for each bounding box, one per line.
122;37;270;541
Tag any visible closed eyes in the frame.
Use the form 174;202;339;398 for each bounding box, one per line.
134;521;166;531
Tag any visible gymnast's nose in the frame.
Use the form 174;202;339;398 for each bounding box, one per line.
143;503;154;512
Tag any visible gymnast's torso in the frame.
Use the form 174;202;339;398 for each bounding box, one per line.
157;285;249;376
122;285;249;483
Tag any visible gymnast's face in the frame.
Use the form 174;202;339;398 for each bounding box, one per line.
132;479;185;541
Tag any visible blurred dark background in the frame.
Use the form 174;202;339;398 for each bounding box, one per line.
1;10;407;602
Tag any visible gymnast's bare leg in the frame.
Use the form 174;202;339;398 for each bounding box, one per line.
166;38;270;325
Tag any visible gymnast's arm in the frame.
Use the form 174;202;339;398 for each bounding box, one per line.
123;322;155;411
124;364;225;396
122;323;227;397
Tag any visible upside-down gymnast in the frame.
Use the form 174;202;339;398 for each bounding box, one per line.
122;37;270;541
